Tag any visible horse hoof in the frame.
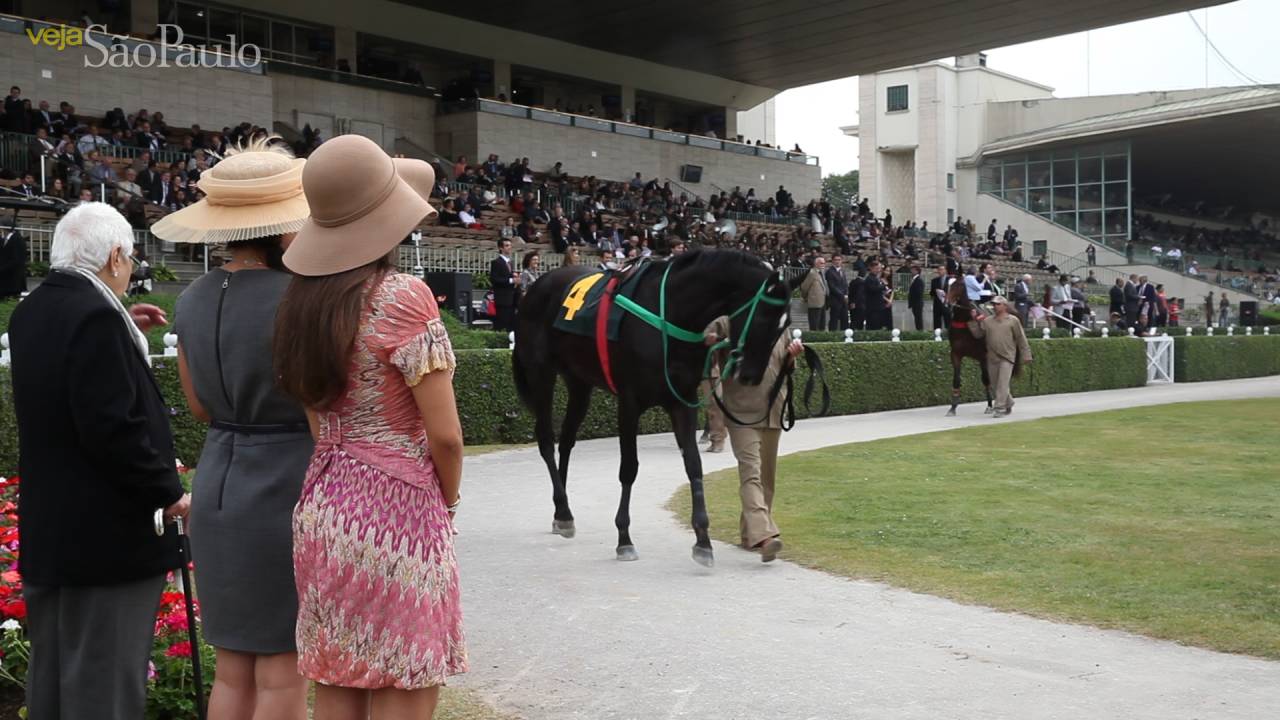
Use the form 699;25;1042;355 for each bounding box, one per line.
945;408;957;417
691;545;715;568
616;545;639;562
551;520;576;539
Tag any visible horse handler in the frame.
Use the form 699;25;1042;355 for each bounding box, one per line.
704;318;804;562
969;296;1033;418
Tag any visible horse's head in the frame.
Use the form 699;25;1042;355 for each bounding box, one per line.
945;277;974;321
707;251;794;386
730;265;794;386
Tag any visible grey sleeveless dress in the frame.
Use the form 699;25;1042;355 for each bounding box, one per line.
175;268;313;654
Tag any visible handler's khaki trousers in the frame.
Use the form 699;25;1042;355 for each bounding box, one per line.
702;380;727;446
988;358;1015;412
729;426;781;547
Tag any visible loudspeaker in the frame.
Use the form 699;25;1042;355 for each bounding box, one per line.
426;272;473;323
1239;300;1258;326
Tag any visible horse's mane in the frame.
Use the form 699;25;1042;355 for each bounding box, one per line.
667;247;773;277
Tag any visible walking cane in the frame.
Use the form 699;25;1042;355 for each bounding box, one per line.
154;509;208;720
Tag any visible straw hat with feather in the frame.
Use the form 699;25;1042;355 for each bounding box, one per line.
151;137;310;244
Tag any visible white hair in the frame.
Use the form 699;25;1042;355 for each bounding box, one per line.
50;202;135;272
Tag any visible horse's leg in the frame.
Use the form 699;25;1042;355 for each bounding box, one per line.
980;359;994;413
671;406;714;567
614;400;640;561
533;380;572;537
551;378;592;538
947;358;961;416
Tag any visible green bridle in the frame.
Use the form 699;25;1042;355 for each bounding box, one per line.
612;260;790;408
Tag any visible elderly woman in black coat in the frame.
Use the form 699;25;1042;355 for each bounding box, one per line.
8;202;190;719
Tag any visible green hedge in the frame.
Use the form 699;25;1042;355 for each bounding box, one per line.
0;338;1151;475
1173;335;1280;382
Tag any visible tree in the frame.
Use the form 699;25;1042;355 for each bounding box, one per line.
822;170;859;207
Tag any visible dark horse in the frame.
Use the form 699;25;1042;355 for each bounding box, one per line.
513;250;795;567
944;280;994;416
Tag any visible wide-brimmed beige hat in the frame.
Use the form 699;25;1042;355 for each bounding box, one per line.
284;136;433;276
392;157;440;208
150;139;309;244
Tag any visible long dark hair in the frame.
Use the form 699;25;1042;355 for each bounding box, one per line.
273;249;398;409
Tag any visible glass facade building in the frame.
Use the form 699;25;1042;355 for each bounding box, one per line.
978;141;1131;247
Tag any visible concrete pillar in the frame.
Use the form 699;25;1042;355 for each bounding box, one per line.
335;26;357;73
722;107;737;141
620;84;635;123
130;0;159;36
493;60;511;100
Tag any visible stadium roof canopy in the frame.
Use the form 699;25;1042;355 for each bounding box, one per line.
400;0;1228;91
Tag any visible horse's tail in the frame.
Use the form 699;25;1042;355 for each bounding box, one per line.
512;342;535;409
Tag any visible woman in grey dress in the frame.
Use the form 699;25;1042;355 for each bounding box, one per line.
152;139;313;720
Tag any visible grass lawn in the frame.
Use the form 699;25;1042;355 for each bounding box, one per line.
465;443;533;457
672;398;1280;658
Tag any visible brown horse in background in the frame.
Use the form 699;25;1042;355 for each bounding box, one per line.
944;279;993;416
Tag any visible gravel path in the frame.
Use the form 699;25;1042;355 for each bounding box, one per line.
452;377;1280;720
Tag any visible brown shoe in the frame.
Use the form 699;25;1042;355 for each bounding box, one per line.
757;537;783;562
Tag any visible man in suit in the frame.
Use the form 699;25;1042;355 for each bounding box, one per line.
0;222;26;298
3;86;23;132
848;272;865;330
930;265;949;330
1137;275;1158;329
825;254;850;332
798;256;828;331
1012;273;1032;327
16;173;39;199
1109;277;1125;318
862;259;888;330
489;238;518;331
1123;273;1141;327
907;264;925;331
28;127;57;173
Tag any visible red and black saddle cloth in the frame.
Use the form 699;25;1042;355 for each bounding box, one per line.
550;260;653;393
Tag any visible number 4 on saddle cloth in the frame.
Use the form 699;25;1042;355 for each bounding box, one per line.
552;262;653;341
551;261;655;395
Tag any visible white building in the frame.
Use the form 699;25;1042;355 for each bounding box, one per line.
845;53;1280;301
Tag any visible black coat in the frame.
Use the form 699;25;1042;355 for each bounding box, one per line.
10;271;184;586
908;275;924;308
930;276;948;311
824;265;849;299
0;229;25;297
1123;281;1141;313
490;255;517;306
1109;285;1124;315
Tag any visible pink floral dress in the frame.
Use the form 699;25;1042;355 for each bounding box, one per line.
293;272;467;689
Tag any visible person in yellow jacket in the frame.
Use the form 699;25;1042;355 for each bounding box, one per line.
968;295;1033;417
703;317;803;562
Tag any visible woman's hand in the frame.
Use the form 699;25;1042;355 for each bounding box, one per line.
788;339;804;358
129;303;168;332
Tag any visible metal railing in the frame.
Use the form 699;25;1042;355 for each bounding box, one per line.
446;99;820;166
979;192;1262;297
2;131;191;171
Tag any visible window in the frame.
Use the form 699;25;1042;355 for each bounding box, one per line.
887;85;909;112
946;172;955;190
947;208;955;224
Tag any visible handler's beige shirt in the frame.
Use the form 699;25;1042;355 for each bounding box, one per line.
968;313;1033;365
705;316;794;429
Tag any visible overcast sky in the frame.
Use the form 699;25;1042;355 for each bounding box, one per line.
774;0;1279;176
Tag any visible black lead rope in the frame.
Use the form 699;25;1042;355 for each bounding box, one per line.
710;345;831;432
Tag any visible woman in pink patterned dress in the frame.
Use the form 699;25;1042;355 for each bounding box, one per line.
274;135;466;719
